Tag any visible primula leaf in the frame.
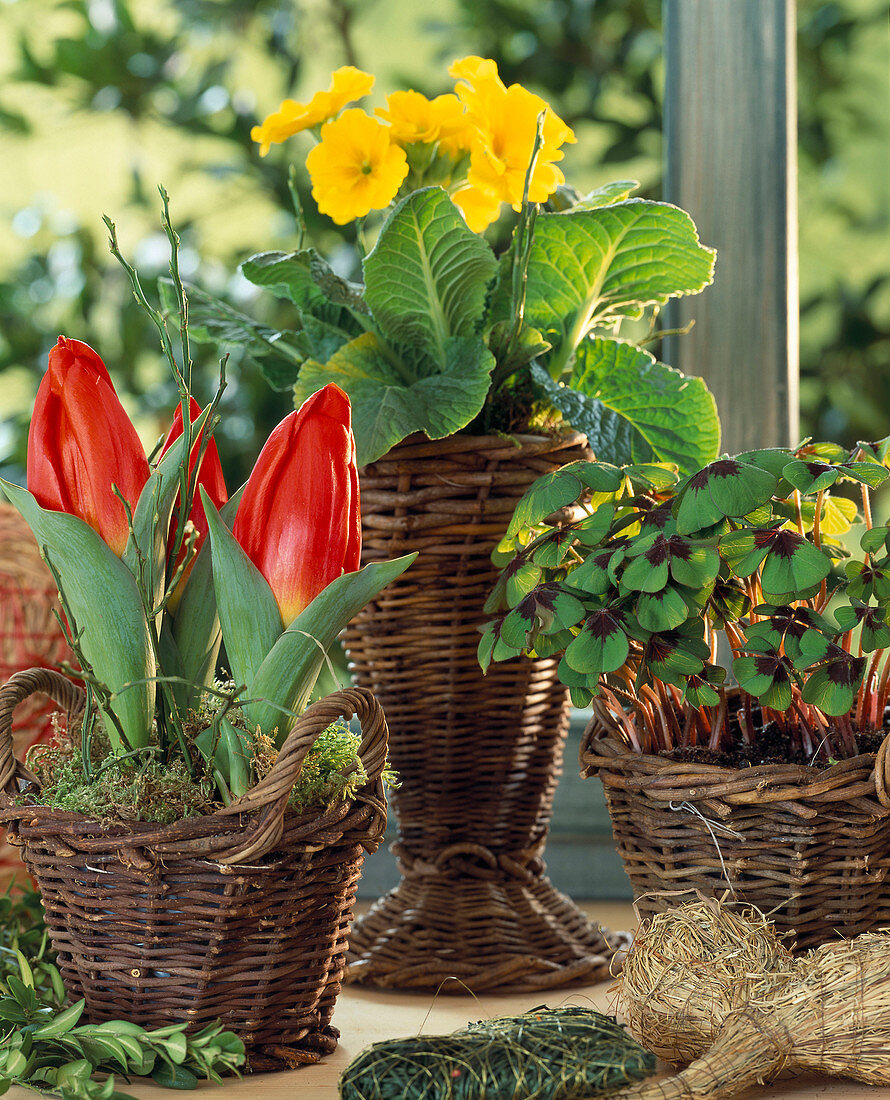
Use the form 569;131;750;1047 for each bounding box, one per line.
568;180;640;210
364;187;498;367
296;332;496;465
531;339;720;475
201;491;284;696
247;553;417;742
498;201;715;371
241;249;368;321
0;480;155;751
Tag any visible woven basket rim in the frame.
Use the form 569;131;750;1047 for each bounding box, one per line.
0;667;389;864
364;428;588;463
581;719;890;810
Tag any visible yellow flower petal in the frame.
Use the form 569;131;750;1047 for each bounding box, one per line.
451;183;503;232
252;66;374;155
306;108;409;225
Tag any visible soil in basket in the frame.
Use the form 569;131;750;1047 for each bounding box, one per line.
663;725;887;769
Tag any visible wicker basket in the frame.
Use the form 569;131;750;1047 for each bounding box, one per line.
581;715;890;951
343;433;627;992
0;667;389;1066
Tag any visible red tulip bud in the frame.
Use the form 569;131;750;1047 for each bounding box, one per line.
27;337;149;557
159;397;228;603
233;383;361;625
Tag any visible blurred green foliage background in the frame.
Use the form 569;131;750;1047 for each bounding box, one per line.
0;0;886;488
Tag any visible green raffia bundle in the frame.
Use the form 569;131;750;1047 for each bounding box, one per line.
338;1006;655;1100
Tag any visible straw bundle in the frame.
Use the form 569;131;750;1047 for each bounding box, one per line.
339;1007;655;1100
613;900;890;1098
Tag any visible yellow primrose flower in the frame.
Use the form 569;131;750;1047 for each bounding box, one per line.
451;183;504;233
375;90;473;158
452;58;576;211
251;66;374;156
306;108;409;225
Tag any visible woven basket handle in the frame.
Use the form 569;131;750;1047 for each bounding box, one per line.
0;667;84;800
876;730;890;808
209;685;388;863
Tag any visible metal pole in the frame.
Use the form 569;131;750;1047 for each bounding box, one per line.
663;0;799;453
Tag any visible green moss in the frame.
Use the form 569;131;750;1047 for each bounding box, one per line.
24;700;396;825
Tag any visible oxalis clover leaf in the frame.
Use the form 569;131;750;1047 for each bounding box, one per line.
484;434;890;759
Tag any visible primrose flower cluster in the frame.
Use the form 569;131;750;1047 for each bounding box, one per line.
2;322;413;798
251;57;576;229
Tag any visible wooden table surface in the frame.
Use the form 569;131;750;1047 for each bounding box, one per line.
6;902;888;1099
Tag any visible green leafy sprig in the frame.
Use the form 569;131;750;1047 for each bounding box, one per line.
482;441;890;761
0;886;245;1099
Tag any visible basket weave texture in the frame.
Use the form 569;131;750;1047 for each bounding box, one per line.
581;716;890;951
344;433;626;991
0;503;73;881
0;667;388;1063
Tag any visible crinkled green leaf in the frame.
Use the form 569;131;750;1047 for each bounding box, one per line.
364;187;497;366
568;180;640;210
242;249;368;320
295;332;496;466
531;339;719;475
500;201;715;370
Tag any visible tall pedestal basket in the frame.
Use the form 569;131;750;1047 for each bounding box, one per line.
344;433;626;992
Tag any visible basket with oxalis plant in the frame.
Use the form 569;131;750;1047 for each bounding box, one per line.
0;196;415;1066
481;443;890;948
179;55;720;993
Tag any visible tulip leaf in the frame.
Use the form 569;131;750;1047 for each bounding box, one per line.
124;404;211;611
201;491;284;696
530;340;720;475
246;553;417;741
169;487;243;712
363;187;498;367
295;331;496;466
0;479;155;750
194;716;252;799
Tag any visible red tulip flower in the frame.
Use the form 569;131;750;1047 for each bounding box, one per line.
27;336;150;557
233;383;361;626
159;396;228;602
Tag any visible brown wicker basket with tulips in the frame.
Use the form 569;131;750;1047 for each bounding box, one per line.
0;207;413;1062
